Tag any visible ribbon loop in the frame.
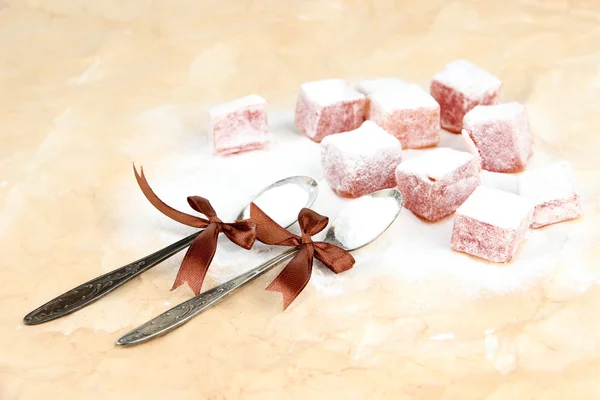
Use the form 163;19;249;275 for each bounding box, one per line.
250;203;355;310
134;164;257;295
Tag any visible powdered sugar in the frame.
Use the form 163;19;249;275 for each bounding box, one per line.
370;84;439;113
209;94;267;117
457;186;534;230
321;121;400;156
253;183;309;228
396;148;473;182
518;161;583;228
117;107;594;301
334;196;400;250
433;60;502;99
463;102;525;124
300;79;365;107
519;161;578;205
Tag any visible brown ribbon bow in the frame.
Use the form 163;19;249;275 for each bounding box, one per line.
250;203;355;309
134;165;256;295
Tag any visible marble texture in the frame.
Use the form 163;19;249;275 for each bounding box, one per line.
2;0;600;399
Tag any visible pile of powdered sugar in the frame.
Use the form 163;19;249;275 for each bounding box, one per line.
252;183;310;227
334;196;400;250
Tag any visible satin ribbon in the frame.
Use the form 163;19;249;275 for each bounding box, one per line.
134;165;256;295
250;203;355;309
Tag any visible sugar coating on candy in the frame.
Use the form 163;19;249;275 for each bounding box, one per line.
395;148;480;221
462;102;532;173
430;60;502;133
294;79;367;143
369;84;440;149
451;186;534;263
518;161;583;228
355;78;407;96
209;94;270;156
321;121;402;198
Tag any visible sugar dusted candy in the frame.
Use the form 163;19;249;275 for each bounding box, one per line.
321;120;402;198
518;161;582;228
209;94;270;156
451;186;534;263
395;148;480;221
294;79;367;142
368;84;440;149
430;60;502;133
462;102;532;173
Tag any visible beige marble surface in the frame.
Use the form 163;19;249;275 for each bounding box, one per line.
2;0;600;398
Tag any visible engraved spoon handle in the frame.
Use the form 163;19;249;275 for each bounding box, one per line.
23;231;201;325
117;247;299;346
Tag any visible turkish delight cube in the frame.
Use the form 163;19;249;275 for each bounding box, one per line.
369;84;440;149
462;102;532;173
518;161;583;228
430;60;502;133
209;94;270;156
321;120;402;198
451;186;535;263
294;79;367;142
395;148;481;221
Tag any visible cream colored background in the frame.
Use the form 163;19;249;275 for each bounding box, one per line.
2;0;600;399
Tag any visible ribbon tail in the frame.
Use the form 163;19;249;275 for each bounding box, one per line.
266;245;314;310
313;242;355;273
171;223;220;295
133;164;209;228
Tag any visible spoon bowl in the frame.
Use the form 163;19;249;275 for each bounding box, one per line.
325;188;404;251
236;176;319;228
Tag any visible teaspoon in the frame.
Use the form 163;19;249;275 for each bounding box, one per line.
23;176;318;325
117;188;403;347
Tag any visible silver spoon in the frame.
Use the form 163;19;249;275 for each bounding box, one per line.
117;188;403;347
23;176;319;325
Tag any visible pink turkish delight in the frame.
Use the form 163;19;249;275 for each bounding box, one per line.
368;84;440;149
395;148;481;221
209;94;270;156
462;102;532;173
321;121;402;198
430;60;502;133
518;161;582;228
451;186;534;263
295;79;367;142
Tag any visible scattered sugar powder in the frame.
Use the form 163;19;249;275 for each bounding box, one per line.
252;183;310;227
115;107;597;307
334;196;401;250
